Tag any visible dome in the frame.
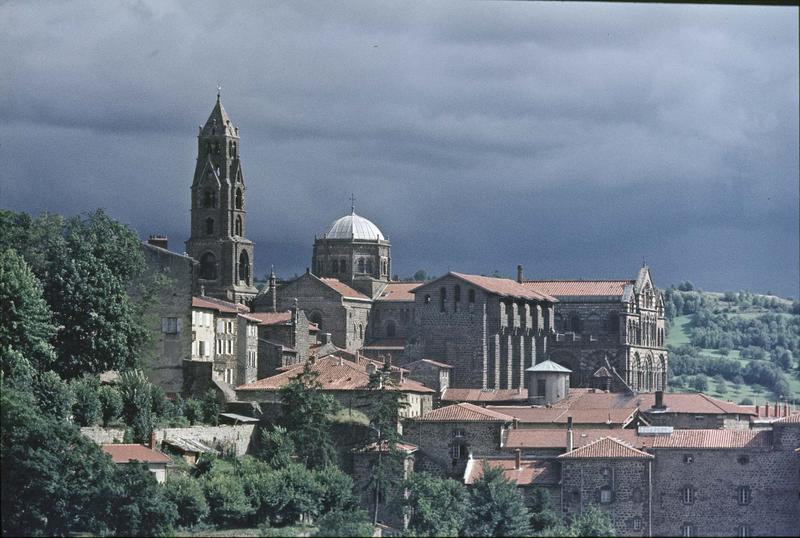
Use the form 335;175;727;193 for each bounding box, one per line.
322;212;385;241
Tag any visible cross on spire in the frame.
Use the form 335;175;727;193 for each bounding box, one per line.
350;193;356;214
216;84;222;100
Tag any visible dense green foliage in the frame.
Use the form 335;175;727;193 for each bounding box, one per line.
33;370;73;420
314;509;374;537
463;463;532;537
256;425;296;468
278;362;339;469
119;369;154;443
110;463;178;536
0;249;56;375
0;209;151;379
163;474;209;528
98;384;123;426
71;376;102;426
402;472;469;537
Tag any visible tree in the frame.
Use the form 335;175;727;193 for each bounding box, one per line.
256;425;296;468
314;509;374;537
99;385;123;426
203;471;254;526
402;472;469;537
314;465;359;514
568;504;615;537
201;388;221;425
163;474;209;528
528;488;562;532
109;463;178;536
33;370;73;420
0;248;56;375
463;462;532;537
119;369;154;443
413;270;428;281
1;385;116;536
278;362;339;469
690;375;708;392
184;398;204;425
72;376;102;426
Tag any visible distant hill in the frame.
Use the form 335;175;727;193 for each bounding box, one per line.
664;283;799;405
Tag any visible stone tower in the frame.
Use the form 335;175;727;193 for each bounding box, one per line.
185;93;258;304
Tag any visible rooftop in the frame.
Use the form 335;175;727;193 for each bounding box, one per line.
321;212;385;241
504;428;652;451
414;402;514;422
102;444;171;464
375;282;419;302
192;296;250;314
557;437;654;460
526;360;572;373
523;280;632;298
246;311;292;326
649;429;773;449
464;457;560;486
319;278;371;300
441;388;528;403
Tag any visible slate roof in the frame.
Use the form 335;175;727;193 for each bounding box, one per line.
236;356;432;393
102;444;171;464
414;402;514;422
375;282;419;302
192;296;249;314
557;437;653;460
527;360;572;373
319;278;371;300
649;430;773;449
464;458;560;486
441;388;528;403
523;280;632;298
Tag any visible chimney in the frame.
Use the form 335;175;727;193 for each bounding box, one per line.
566;416;574;452
655;390;664;409
517;264;524;284
765;405;769;417
367;362;377;375
515;449;521;470
512;418;519;429
147;234;168;250
149;431;157;450
320;332;331;345
755;404;760;416
774;402;779;417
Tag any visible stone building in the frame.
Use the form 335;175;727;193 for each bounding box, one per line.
407;272;557;390
247;307;314;378
524;265;668;393
185;94;258;304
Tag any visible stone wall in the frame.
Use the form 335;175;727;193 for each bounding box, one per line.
154;424;257;457
81;427;126;444
560;458;652;537
370;300;414;340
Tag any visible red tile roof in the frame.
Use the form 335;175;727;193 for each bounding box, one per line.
442;388;529;403
773;413;800;423
236;356;432;393
523;280;632;297
487;406;637;426
247;311;292;326
557;437;653;460
192;296;249;314
504;428;652;450
649;429;773;449
102;444;171;464
414;402;514;422
450;272;556;302
319;278;370;300
375;282;419;302
465;458;560;486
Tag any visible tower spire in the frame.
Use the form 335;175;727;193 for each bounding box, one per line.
350;193;356;215
217;84;221;100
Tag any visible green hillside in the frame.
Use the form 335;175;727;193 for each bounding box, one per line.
664;285;799;405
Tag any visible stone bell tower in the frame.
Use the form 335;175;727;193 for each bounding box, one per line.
185;91;257;303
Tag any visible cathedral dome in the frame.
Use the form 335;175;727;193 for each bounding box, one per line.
322;212;385;241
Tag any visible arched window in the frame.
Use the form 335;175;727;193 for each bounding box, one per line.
331;260;338;274
608;312;619;333
358;259;365;273
235;188;243;210
366;259;373;275
440;287;447;313
454;285;461;303
238;250;250;283
358;324;363;340
200;252;217;280
205;218;214;235
308;311;323;329
386;320;396;338
570;313;582;333
468;289;475;303
235;216;242;236
203;190;216;208
340;259;347;273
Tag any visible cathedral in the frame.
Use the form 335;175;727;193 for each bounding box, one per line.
178;96;667;394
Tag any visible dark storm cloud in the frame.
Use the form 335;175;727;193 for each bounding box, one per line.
1;0;797;296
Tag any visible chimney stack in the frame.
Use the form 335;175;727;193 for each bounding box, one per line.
517;264;524;284
515;449;521;470
149;431;157;450
655;390;664;409
755;404;760;416
147;234;168;250
774;402;779;417
566;416;574;452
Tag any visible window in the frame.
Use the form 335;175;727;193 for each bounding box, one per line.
682;524;694;538
737;525;750;537
238;250;250;282
203;190;216;208
683;454;694;464
599;486;613;504
340;259;346;273
452;429;466;439
632;518;642;531
386;320;396;338
450;443;465;460
424;294;431;304
570;313;582;332
162;317;178;334
468;288;475;303
358;259;365;273
737;455;750;465
632;488;643;503
682;487;694;505
235;188;243;209
455;285;461;303
331;260;338;273
235;216;242;236
737;486;751;505
440;287;447;312
205;218;214;235
198;341;206;357
536;379;546;397
366;259;373;274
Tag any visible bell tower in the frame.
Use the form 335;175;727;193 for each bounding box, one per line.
186;91;257;303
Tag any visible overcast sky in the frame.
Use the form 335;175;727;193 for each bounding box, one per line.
1;1;798;297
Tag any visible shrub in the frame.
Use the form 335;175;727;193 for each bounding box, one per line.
314;509;374;537
33;370;73;420
203;472;253;526
72;376;101;426
184;398;203;425
163;474;209;528
98;385;123;426
118;370;153;443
